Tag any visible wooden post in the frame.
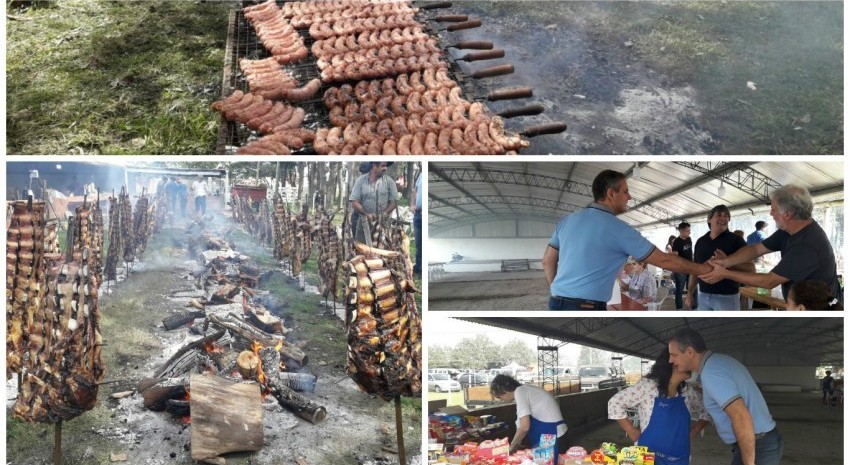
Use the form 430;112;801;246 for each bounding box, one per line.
395;396;406;465
54;420;62;465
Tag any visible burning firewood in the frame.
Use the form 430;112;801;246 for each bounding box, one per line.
344;248;422;400
256;347;327;424
208;312;306;367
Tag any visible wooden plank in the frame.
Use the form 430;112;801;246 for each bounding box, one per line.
190;373;263;464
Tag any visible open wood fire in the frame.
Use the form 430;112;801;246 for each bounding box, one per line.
137;227;328;463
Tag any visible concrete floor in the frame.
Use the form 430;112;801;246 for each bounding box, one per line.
429;270;685;311
569;391;843;465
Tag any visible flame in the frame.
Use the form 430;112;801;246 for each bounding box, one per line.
204;341;224;354
180;416;191;425
274;339;283;351
183;388;191;401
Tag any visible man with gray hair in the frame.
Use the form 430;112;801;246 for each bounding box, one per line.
668;328;782;465
699;184;840;305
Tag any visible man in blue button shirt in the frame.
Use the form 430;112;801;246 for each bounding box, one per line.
746;221;768;246
668;328;782;465
542;170;713;310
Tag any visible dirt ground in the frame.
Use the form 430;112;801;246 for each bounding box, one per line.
6;214;422;465
442;1;843;154
428;271;549;311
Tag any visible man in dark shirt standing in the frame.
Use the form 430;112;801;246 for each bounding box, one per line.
700;185;842;306
822;371;835;406
688;205;753;310
671;222;695;309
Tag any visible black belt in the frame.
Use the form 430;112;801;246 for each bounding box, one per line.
754;427;777;440
551;295;607;310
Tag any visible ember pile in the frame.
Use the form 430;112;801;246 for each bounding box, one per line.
214;0;541;155
139;227;328;463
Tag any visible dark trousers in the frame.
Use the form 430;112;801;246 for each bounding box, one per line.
413;209;422;274
730;428;783;465
195;195;206;215
549;296;606;310
823;388;834;405
672;273;697;309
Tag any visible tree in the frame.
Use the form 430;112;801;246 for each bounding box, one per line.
498;338;536;367
428;345;452;368
450;334;501;370
578;346;611;366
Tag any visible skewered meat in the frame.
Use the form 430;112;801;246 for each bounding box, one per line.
119;188;134;263
103;196;122;282
13;198;105;423
345;248;420;400
6;201;46;379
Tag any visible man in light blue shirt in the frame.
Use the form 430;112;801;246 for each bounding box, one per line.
542;170;712;310
746;221;768;246
669;329;783;465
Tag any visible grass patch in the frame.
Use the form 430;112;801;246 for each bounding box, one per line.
7;0;230;154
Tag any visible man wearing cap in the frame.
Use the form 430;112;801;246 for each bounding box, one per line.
542;170;714;310
700;185;841;305
687;205;753;310
349;162;397;244
668;329;782;465
670;222;695;310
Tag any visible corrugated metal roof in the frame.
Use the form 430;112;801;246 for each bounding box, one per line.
459;317;843;366
429;161;843;235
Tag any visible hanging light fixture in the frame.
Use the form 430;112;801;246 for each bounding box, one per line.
632;162;642;180
718;181;726;197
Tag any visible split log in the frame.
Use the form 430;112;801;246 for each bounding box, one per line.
259;348;326;424
210;283;240;304
243;303;287;335
153;330;226;379
190;373;263;464
141;380;187;411
208;312;306;366
162;310;206;331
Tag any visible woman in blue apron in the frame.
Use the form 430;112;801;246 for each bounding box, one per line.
491;374;568;460
608;349;711;465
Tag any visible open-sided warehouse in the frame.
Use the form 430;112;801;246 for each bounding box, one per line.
427;161;844;310
427;316;843;465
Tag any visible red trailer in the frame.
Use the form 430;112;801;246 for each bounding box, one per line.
231;185;267;204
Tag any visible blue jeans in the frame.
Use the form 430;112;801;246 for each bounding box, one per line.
672;273;696;309
195;195;206;215
698;291;741;310
413;209;422;274
549;296;606;310
730;428;783;465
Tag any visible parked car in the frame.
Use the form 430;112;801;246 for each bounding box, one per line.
579;365;627;392
541;366;581;383
428;373;462;392
457;372;493;387
515;370;535;383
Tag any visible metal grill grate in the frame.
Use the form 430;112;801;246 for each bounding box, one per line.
216;3;496;154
